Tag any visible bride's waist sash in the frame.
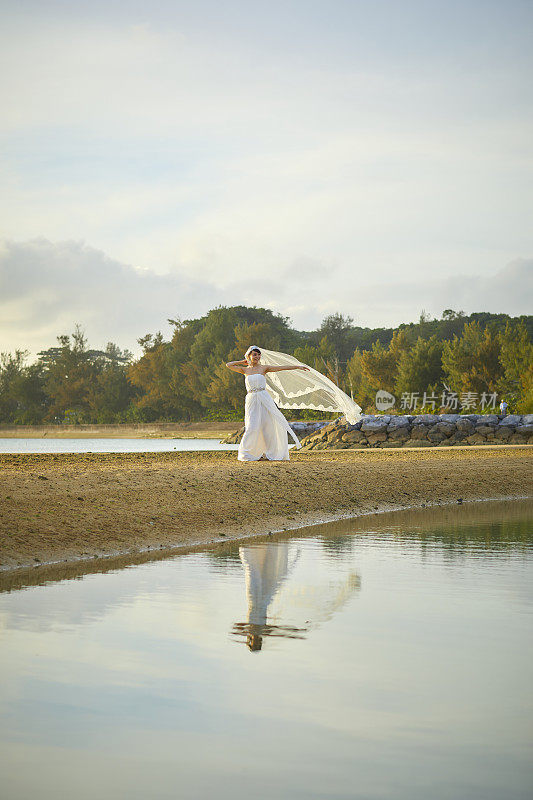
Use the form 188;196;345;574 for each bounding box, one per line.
247;386;266;394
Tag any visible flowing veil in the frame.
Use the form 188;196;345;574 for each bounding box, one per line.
255;347;362;425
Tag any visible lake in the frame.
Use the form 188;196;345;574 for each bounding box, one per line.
0;438;239;454
0;498;531;799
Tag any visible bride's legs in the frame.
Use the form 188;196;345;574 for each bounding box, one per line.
238;398;268;461
261;404;290;461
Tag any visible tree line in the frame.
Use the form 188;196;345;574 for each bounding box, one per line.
1;306;532;424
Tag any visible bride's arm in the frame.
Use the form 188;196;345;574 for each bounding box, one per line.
225;359;248;374
264;365;310;373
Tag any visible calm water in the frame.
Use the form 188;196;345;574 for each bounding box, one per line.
0;499;532;800
0;437;239;454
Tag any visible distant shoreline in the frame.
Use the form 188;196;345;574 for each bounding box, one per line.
0;422;242;439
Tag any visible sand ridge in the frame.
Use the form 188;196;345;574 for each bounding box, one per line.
1;446;531;572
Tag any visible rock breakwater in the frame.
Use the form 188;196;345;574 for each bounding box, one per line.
299;414;533;449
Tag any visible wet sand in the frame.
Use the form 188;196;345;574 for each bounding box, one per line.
1;446;531;574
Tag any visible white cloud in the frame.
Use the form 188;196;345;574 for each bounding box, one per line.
0;4;532;353
0;238;222;357
1;239;531;359
339;258;533;326
1;11;532;281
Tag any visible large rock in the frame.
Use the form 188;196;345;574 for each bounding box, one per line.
446;430;470;444
387;416;410;430
500;415;522;427
479;414;499;425
221;427;245;444
412;414;437;425
494;427;513;439
366;432;388;445
344;422;363;431
467;433;487;445
411;425;429;440
439;414;461;423
521;414;533;425
516;423;533;435
341;430;366;443
302;433;322;445
327;429;346;444
388;426;410;440
475;425;495;435
456;417;474;432
361;420;388;434
433;421;456;436
427;428;448;442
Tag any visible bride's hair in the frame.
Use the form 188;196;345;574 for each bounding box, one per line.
245;346;261;360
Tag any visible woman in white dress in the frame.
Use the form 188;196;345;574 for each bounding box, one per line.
226;346;309;461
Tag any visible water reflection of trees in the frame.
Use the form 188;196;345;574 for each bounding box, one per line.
393;517;532;562
206;501;532;575
209;506;532;653
4;502;529;597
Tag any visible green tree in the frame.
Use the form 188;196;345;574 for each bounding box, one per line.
166;318;205;420
316;313;356;362
395;336;444;397
128;306;295;420
87;357;136;422
362;340;397;394
40;325;98;422
294;336;338;382
346;349;371;409
0;351;48;423
127;332;182;421
206;321;282;413
181;306;294;413
442;321;502;395
181;308;242;406
3;307;532;424
498;319;533;413
346;329;412;411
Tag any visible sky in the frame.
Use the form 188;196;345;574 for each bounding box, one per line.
1;0;532;358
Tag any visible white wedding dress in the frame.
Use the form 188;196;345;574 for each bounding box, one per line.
238;372;301;461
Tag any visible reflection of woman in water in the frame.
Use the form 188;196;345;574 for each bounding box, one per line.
239;542;291;650
234;541;361;652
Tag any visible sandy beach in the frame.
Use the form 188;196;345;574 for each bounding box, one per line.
1;445;531;575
